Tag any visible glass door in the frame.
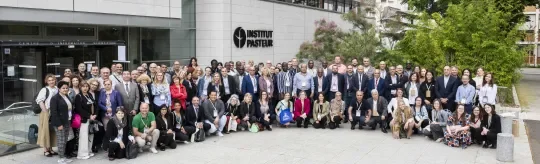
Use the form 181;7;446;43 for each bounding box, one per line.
0;46;43;155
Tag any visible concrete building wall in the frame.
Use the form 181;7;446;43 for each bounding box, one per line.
195;0;353;67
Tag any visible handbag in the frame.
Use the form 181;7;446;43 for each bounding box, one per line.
194;128;205;142
279;108;293;124
249;123;259;133
126;141;139;159
72;114;82;129
88;121;99;134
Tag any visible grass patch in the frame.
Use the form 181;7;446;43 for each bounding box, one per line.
515;83;531;110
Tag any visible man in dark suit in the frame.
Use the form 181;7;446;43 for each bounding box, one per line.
220;68;237;102
185;97;210;135
324;65;345;101
367;89;388;133
313;68;327;100
344;65;358;122
355;65;369;95
367;69;385;99
435;66;458;112
241;66;259;102
385;66;403;100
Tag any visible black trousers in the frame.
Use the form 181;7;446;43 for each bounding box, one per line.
328;116;342;129
442;100;456;113
92;122;105;151
423;124;444;140
367;116;386;129
295;116;310;128
157;133;177;149
470;127;483;142
350;116;366;129
107;142;126;158
483;131;498;145
313;117;327;129
239;116;258;129
175;126;196;141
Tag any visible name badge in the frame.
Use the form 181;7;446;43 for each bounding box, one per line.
144;97;150;104
213;109;218;117
144;127;149;134
302;82;307;87
426;91;431;98
285;81;291;86
318;87;322;92
355;111;361;117
460;98;466;104
317;115;322;120
391;90;396;95
332;85;337;90
160;94;165;100
482;96;488;103
176;124;181;129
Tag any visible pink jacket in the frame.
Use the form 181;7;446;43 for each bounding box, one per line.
293;98;311;120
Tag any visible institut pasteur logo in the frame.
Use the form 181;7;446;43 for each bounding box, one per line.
233;27;273;48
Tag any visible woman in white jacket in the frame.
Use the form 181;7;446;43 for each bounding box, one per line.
387;88;409;125
478;73;497;107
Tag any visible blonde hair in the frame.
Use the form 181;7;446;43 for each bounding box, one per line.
137;74;151;83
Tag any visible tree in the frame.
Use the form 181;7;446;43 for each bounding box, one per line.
394;0;527;86
338;28;380;61
296;19;346;62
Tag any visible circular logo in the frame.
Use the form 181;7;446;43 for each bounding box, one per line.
233;27;246;48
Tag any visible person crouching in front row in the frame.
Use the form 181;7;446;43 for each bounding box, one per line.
132;103;160;154
201;91;227;137
155;105;177;151
238;93;257;131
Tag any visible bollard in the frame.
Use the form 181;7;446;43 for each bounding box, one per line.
496;133;514;162
500;113;514;134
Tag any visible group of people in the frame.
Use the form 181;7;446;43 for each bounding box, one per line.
35;56;502;163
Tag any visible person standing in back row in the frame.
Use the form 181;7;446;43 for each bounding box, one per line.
435;66;458;112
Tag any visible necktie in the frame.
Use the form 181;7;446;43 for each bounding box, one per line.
125;83;129;92
375;79;378;88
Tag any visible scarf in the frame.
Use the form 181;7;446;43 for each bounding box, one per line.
112;115;127;129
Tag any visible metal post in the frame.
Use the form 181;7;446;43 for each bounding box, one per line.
536;4;539;67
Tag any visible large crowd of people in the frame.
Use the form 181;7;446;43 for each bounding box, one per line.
35;56;502;163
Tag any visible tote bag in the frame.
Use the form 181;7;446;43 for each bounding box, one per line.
279;109;292;125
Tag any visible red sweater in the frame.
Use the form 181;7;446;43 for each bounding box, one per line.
170;84;187;110
293;98;311;120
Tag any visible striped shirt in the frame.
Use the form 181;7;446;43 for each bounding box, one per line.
277;70;295;94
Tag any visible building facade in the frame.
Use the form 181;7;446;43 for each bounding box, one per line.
0;0;359;155
520;5;539;66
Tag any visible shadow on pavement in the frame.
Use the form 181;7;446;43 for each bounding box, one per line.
524;119;540;164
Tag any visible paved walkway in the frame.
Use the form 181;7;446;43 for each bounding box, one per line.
518;68;540;164
0;123;533;164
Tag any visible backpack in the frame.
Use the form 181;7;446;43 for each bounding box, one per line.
33;88;49;114
28;124;39;144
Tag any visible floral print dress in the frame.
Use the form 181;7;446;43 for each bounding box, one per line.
444;114;472;148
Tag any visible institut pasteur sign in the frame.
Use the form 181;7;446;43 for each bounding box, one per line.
233;27;273;48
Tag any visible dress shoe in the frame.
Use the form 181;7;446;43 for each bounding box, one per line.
381;128;388;133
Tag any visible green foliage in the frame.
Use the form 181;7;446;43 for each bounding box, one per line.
394;0;527;86
296;19;346;62
338;29;380;61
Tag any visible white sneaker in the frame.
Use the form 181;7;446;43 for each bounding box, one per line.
57;158;67;164
183;141;189;144
150;148;158;154
138;148;143;153
77;156;90;159
89;153;95;157
64;159;73;163
217;132;224;137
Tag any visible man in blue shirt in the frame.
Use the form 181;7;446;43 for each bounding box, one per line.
292;64;314;99
455;75;475;114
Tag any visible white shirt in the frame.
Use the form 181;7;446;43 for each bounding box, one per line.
223;76;230;94
317;76;324;92
330;74;338;92
250;75;257;92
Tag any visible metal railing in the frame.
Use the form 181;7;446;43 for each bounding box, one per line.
0;102;33;115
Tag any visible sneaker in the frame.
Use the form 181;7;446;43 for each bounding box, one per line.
57;158;67;164
217;132;224;137
64;159;73;163
184;141;189;144
138;148;143;153
89;153;95;157
76;156;90;160
150;148;158;154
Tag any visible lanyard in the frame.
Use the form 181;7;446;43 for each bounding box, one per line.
141;116;149;128
356;101;362;111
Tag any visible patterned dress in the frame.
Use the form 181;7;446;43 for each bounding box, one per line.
444;114;472;148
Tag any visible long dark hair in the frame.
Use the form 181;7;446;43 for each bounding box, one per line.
189;57;198;67
453;104;467;126
469;106;484;123
483;72;494;87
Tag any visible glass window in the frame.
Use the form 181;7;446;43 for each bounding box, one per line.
0;24;40;35
98;27;127;40
141;28;171;61
46;26;95;36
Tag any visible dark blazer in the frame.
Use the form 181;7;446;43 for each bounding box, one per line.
185;105;205;127
239;102;256;119
207;83;225;98
50;94;73;127
313;76;327;99
156;112;175;132
354;73;369;94
74;93;96;123
104;119;130;151
367;96;388;117
368;77;386;98
221;75;238;96
138;83;153;104
435;76;458;100
419;80;436;103
323;73;345;95
183;79;197;103
241;75;259;96
172;111;188;132
481;114;501;134
345;73;359;93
